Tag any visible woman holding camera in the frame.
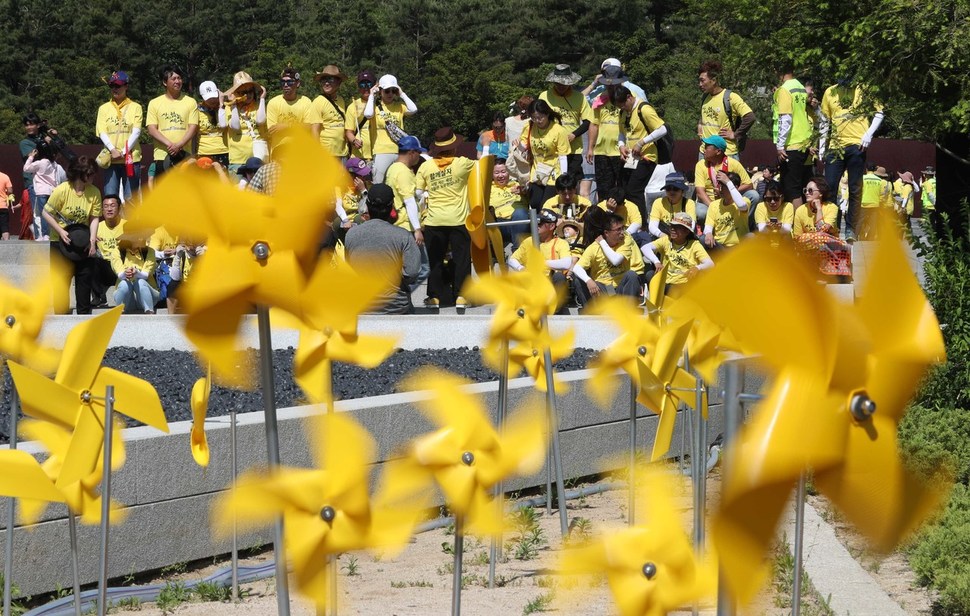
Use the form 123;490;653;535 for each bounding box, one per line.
42;156;102;314
363;74;418;182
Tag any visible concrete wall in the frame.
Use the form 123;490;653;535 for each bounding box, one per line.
0;366;764;597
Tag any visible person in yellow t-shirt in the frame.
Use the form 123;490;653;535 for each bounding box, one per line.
701;171;750;249
363;74;419;182
96;70;143;198
42;157;102;314
793;177;839;237
648;172;697;240
586;65;627;197
195;80;229;167
540;64;594;182
613;85;667;222
146;66;199;178
385;136;426;237
893;170;920;230
224;71;268;173
310;65;350;159
344;70;377;162
753;181;794;234
95;195;159;313
859;163;892;239
416;128;476;309
542;173;592;219
490;162;525;246
517;99;571;210
572;212;645;308
596;187;642;235
266;67;316;147
820;82;884;242
643;212;714;290
697;59;756;158
509;208;573;314
693;134;754;225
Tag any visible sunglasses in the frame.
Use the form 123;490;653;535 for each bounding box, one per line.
281;79;297;86
765;196;781;201
803;187;819;195
383;87;399;95
109;83;125;89
320;76;338;83
358;81;373;88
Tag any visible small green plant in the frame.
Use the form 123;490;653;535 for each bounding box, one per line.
193;580;231;602
568;517;593;542
391;580;434;588
341;555;360;577
507;506;547;561
523;591;554;614
436;562;455;575
0;575;26;616
115;596;142;610
156;581;192;613
470;550;490;566
160;561;188;576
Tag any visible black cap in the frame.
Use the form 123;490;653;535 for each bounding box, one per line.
367;183;394;208
538;208;560;224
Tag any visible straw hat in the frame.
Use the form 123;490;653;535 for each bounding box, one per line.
224;71;262;98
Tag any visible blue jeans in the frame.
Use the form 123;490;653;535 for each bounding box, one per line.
114;278;159;313
824;144;866;235
32;193;50;238
103;163;141;200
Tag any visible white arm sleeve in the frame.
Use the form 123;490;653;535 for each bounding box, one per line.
818;115;830;157
335;197;349;223
598;239;625;266
697;258;715;271
703;223;714;236
725;181;747;211
363;95;376;118
399;92;418;114
403;196;421;230
626;221;641;235
545;256;573;270
757;222;767;232
217;107;228;129
642;243;661;265
572;263;591;283
126;127;141;151
558;155;569;176
782;223;793;233
866;111;885;136
507;257;525;271
775;114;792;149
99;132;114;149
255;98;266;124
640;124;667;145
229;107;241;130
648;219;662;237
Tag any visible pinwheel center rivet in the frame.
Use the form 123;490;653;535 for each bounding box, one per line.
517;308;526;318
251;241;271;261
532;349;539;357
642;562;657;579
320;506;336;523
323;326;333;336
80;390;92;404
461;451;475;466
849;393;877;422
4;315;14;327
638;345;647;356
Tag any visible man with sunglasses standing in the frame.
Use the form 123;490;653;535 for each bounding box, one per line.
96;70;143;199
266;66;316;147
345;70;377;163
311;65;349;159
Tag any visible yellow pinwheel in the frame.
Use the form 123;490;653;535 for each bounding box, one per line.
685;226;946;602
384;368;547;536
497;329;575;394
587;296;662;407
17;419;127;525
462;246;562;352
642;264;667;321
190;365;211;467
0;274;58;373
7;307;169;488
131;129;348;387
0;448;64;509
560;465;716;616
637;319;697;461
276;257;398;405
214;413;421;609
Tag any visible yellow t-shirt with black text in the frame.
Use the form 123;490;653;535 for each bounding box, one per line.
577;234;645;286
311;94;349;157
371;100;407;155
693;158;751;202
511;236;571;267
266;95;314;131
754;201;795;228
146;94;199;161
621;102;665;162
596;199;642;228
698;90;753;157
227;102;268;164
491;181;523;219
95;100;143;163
542;195;591;219
385;160;417;231
706;197;751;247
821;85;883;149
45;183;102;242
649;197;697;228
793;203;838;236
416;157;476;227
344;97;373;159
539;88;593;155
592;103;621;157
196;107;228;156
648;236;710;285
524;123;571;186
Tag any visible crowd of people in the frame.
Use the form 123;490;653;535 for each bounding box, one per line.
6;58;938;315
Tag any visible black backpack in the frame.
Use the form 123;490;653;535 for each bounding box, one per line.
636;102;676;165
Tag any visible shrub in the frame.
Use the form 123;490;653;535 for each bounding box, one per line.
907;484;970;614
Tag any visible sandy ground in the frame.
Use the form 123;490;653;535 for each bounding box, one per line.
114;474;931;616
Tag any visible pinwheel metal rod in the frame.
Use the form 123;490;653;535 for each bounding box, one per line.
230;409;239;602
451;516;465;616
694;372;707;552
3;389;19;616
528;208;569;537
484;220;533;228
628;377;637;527
97;385;115;616
489;339;511;589
792;474;807;616
255;305;292;615
716;361;743;616
68;513;82;616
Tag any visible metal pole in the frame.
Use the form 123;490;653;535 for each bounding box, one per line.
3;388;19;616
695;374;708;551
628;377;637;527
229;409;239;602
325;360;337;616
256;305;291;615
716;362;742;616
792;474;807;616
529;208;569;538
97;386;115;616
451;516;464;616
489;339;510;588
67;513;82;616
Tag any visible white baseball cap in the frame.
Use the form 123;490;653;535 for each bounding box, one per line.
378;74;400;89
601;58;622;69
198;80;219;101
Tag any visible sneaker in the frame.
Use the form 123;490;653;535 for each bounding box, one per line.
844;229;857;244
424;297;439;307
455;296;468;309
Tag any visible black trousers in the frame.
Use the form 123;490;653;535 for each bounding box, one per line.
425;224;472;307
91;257;117;302
529;183;557;210
565;153;584;181
625;159;658;223
594;155;627;199
50;243;95;314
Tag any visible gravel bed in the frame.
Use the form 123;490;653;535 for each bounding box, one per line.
0;347;597;443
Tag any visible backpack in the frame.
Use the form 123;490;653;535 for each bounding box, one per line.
636;103;676;165
722;89;748;152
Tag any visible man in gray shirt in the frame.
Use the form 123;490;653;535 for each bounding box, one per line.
344;183;421;314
